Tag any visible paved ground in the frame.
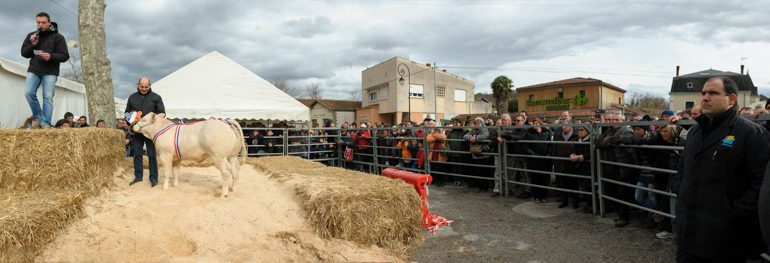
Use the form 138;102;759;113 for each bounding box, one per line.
408;185;676;263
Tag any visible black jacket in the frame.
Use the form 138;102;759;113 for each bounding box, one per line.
551;131;579;173
760;168;770;254
20;22;69;76
676;105;770;259
125;90;165;115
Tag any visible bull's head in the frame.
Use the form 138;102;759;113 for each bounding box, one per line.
132;112;167;136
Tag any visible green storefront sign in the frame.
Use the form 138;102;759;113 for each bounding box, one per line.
526;95;588;111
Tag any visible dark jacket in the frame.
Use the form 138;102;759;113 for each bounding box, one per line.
21;22;69;76
760;170;770;253
619;133;682;186
447;128;466;160
125;90;165;115
597;125;636;180
551;131;579;173
573;135;591;175
676;105;770;259
500;126;531;155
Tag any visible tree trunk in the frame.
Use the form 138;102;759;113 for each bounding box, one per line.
78;0;115;128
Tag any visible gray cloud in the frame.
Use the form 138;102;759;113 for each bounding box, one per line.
1;0;770;102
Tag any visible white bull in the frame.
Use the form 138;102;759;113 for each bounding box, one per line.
132;113;246;197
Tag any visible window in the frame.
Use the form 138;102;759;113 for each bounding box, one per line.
454;89;466;101
579;90;586;96
558;91;564;98
437;86;446;97
685;101;694;109
686;82;694;89
369;91;377;101
380;85;389;99
529;94;534;101
410;84;424;98
618;97;622;104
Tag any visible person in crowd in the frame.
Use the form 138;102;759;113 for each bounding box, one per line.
77;116;89;128
263;129;276;154
551;120;580;208
249;130;263;155
661;109;675;120
739;106;754;118
487;118;502;195
570;125;593;213
116;118;131;157
597;112;636;227
353;123;372;172
125;76;165;187
675;76;769;262
447;120;467;186
21;12;69;128
377;128;394;167
499;114;532;198
427;121;448;187
396;129;416;168
19;116;39;129
526;119;552;203
493;114;513;196
464;117;492;192
761;169;770;257
63;112;75;126
95;119;105;128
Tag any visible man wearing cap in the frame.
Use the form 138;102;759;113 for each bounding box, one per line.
661;109;675;120
676;76;770;262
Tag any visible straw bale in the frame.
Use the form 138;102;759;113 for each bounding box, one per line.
0;128;124;261
0;189;85;261
0;128;124;194
249;156;423;253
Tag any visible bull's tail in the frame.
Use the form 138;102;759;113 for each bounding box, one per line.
228;119;247;164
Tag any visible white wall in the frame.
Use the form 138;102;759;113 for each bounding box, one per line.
0;69;88;128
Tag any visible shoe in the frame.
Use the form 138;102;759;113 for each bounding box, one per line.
151;181;158;187
558;202;568;208
655;231;674;239
129;180;142;186
614;219;629;228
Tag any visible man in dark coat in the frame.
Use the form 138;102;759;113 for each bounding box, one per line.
125;77;165;187
761;167;770;257
597;112;636;227
676;76;770;262
21;12;69;127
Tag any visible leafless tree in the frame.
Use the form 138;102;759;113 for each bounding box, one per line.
306;83;321;100
61;58;84;83
350;88;362;101
272;80;301;98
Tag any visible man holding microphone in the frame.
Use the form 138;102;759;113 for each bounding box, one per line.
20;12;69;128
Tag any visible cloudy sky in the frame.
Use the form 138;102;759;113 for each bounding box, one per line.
2;0;770;100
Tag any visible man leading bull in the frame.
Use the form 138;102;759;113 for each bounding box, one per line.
125;76;165;187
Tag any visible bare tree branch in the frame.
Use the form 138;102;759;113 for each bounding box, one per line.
306;83;321;100
272;80;301;98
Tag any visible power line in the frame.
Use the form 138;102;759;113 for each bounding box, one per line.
49;0;77;17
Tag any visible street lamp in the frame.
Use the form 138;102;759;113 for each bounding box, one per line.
397;63;411;124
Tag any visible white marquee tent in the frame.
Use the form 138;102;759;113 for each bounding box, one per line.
152;51;309;121
0;57;88;129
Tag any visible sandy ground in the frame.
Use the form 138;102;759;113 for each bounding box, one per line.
39;165;399;262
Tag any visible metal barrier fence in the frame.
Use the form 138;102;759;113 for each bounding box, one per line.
240;117;767;221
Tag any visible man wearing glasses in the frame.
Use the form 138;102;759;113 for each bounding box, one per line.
597;112;635;227
676;76;770;262
499;114;532;198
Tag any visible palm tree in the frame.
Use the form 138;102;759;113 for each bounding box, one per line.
491;75;513;115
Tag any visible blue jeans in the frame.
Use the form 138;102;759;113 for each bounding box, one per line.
635;182;657;209
131;135;158;183
24;73;57;126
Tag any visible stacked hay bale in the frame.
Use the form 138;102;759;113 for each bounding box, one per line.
249;156;423;254
0;128;124;261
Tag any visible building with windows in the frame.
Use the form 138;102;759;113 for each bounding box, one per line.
359;57;478;124
516;77;626;118
668;68;759;112
297;99;360;127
